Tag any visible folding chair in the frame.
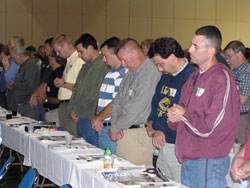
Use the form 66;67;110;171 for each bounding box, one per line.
0;155;15;180
18;168;38;188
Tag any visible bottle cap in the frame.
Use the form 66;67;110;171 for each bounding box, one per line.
105;146;111;150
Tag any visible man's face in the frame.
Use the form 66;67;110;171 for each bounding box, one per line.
76;44;91;62
118;49;136;71
38;47;46;57
101;46;114;68
44;43;53;57
8;39;15;49
224;48;239;69
53;43;69;59
188;35;211;66
10;50;22;65
153;55;174;74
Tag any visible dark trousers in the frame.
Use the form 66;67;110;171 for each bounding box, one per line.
0;91;7;109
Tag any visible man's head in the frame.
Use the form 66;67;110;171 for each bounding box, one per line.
9;36;25;49
100;37;121;69
0;43;9;62
189;25;222;67
44;37;54;57
52;34;74;59
10;47;28;65
116;38;145;72
38;45;46;58
148;37;184;74
140;39;154;56
49;50;67;69
224;40;246;69
26;45;36;58
246;48;250;62
74;33;98;62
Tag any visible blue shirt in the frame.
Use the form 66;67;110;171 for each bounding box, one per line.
5;58;20;84
232;60;250;113
148;61;194;143
97;65;127;122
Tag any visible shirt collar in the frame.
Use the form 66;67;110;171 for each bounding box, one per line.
172;58;189;76
67;50;78;64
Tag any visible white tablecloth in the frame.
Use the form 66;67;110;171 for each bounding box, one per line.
0;119;187;188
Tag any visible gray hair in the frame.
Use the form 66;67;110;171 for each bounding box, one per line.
10;36;25;47
224;40;246;55
13;47;27;56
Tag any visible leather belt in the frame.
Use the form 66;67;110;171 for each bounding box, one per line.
103;122;111;126
240;112;248;115
60;100;70;103
129;124;147;129
102;123;147;128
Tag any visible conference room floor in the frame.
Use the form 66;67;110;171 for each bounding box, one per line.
0;148;57;188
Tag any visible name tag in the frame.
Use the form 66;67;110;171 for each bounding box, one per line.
196;88;205;97
170;88;177;97
128;89;133;96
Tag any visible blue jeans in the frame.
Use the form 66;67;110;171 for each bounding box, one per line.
38;104;46;121
77;118;98;147
98;126;117;154
181;156;230;188
247;180;250;188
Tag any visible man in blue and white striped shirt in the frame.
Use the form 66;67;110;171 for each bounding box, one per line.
91;37;127;154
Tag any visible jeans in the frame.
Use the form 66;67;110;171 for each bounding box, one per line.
38;104;46;121
98;126;117;154
182;155;230;188
248;180;250;188
77;118;98;147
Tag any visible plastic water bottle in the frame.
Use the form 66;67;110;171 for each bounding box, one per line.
104;146;112;169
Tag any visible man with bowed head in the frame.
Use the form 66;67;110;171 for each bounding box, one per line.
146;37;194;182
108;38;161;166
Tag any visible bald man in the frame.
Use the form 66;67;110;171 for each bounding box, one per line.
108;38;161;166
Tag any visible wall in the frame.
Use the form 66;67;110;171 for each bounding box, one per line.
0;0;249;49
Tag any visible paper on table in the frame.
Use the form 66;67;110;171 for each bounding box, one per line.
5;117;37;125
35;130;70;136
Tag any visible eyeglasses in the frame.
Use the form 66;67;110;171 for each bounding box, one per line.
225;53;236;60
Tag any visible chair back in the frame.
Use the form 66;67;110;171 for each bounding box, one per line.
60;184;73;188
18;168;38;188
0;156;15;180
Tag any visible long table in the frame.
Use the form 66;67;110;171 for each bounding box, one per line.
0;117;186;188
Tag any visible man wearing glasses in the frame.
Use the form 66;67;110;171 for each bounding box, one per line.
224;40;250;144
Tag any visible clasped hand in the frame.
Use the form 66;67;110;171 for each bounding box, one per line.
167;103;186;123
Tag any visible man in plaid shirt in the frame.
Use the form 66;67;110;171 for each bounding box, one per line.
224;40;250;144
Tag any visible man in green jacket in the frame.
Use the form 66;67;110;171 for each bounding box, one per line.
68;33;109;146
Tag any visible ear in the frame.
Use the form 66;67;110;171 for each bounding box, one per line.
87;45;94;51
208;47;216;57
169;54;176;62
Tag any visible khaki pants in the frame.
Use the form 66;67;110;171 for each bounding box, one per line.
157;143;181;183
116;128;154;167
46;108;59;127
58;102;77;137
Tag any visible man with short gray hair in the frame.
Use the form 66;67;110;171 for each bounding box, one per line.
7;47;40;120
